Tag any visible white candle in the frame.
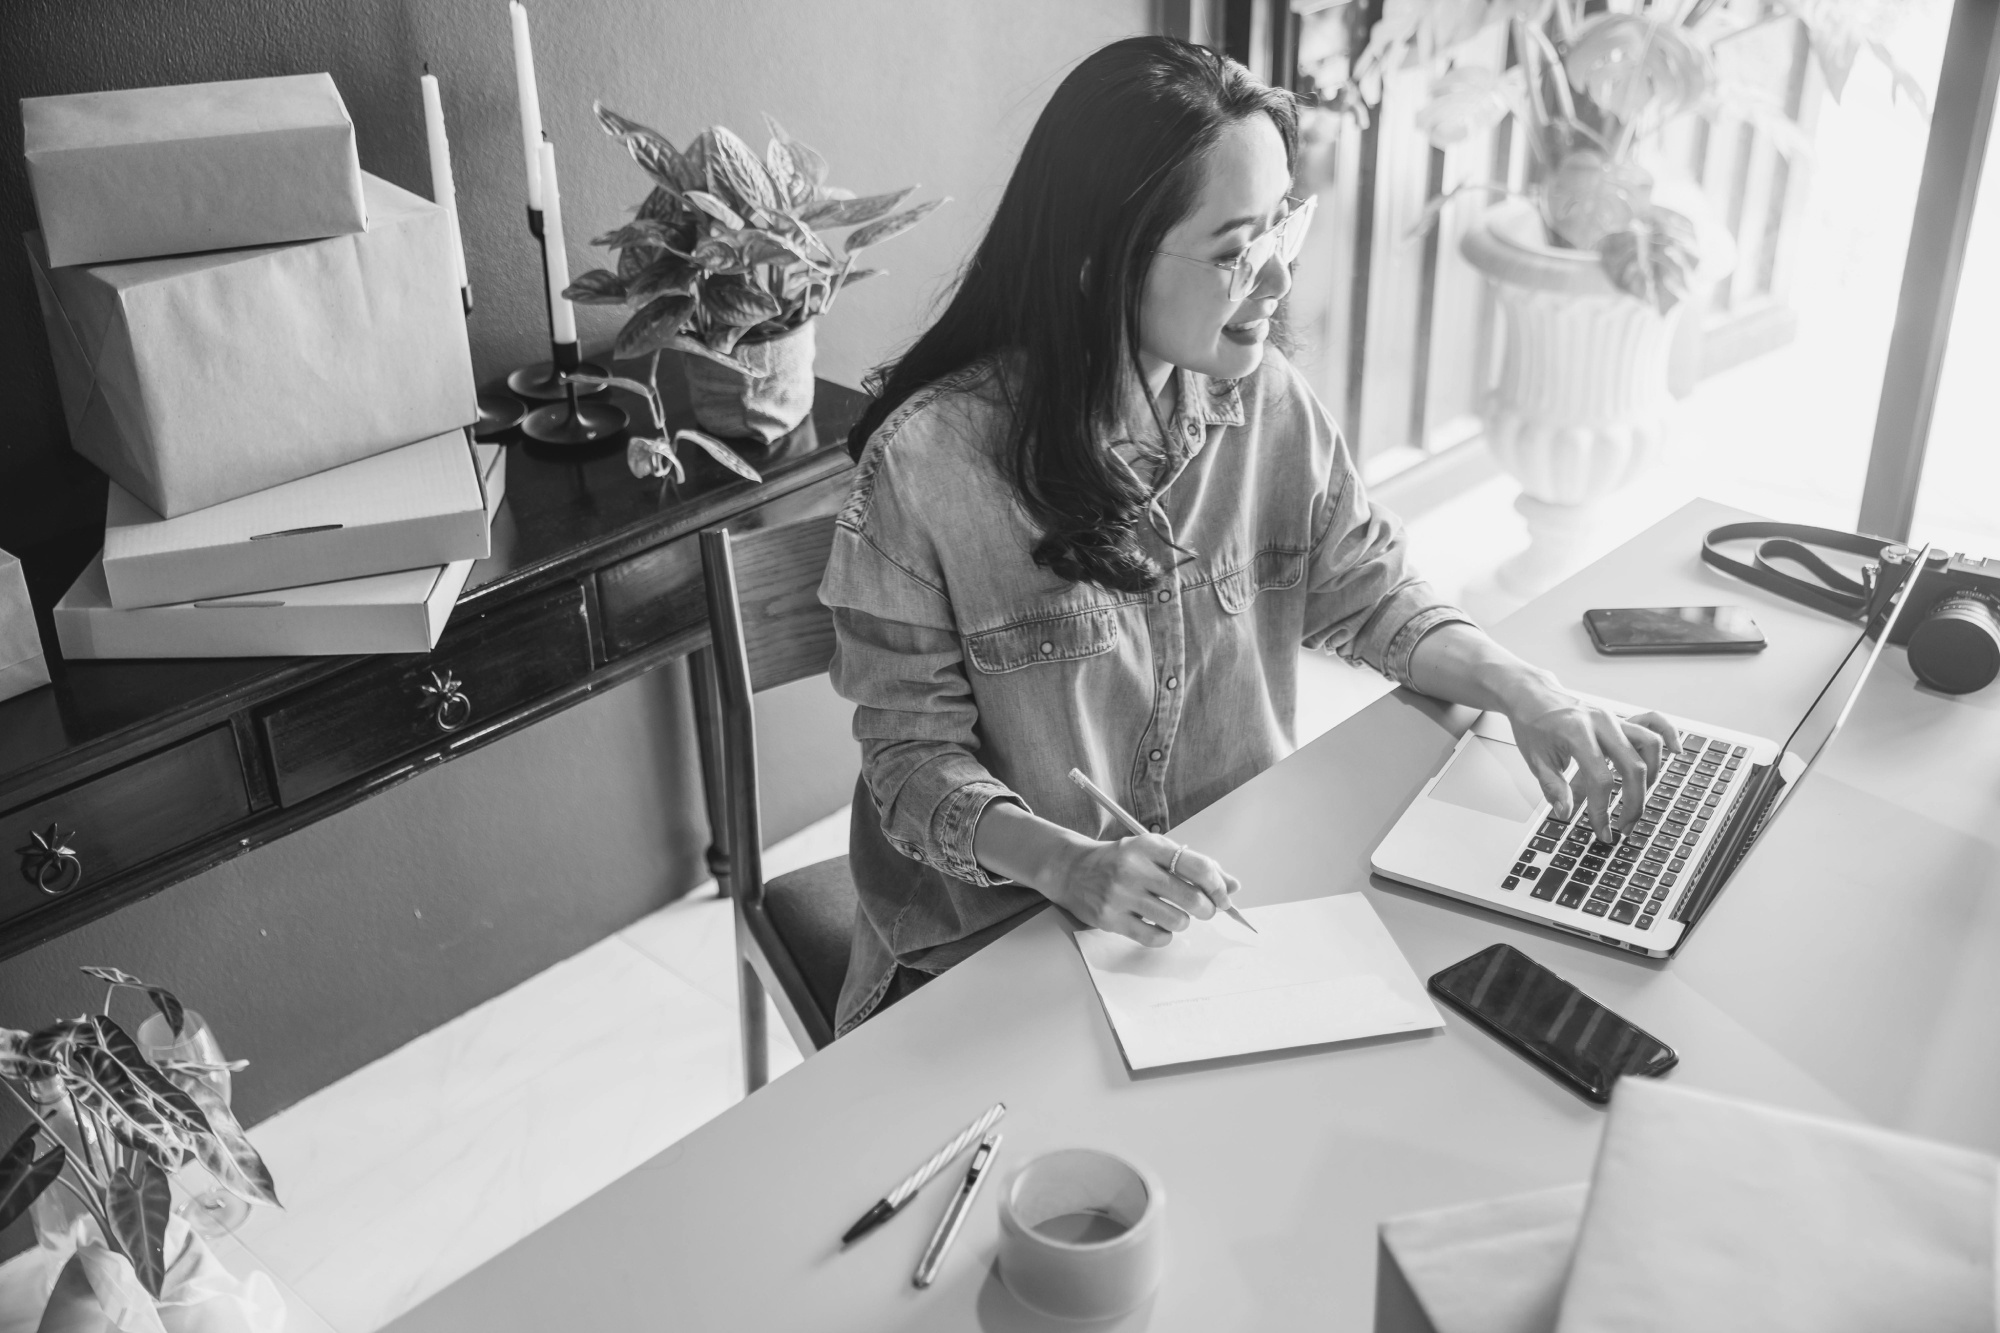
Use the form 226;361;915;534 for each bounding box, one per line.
509;1;544;210
539;139;577;344
419;72;469;291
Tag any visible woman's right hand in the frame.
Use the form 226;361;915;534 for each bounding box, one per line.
1050;833;1241;947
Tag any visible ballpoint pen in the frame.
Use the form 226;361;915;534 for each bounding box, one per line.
912;1130;1001;1289
1068;767;1260;934
841;1102;1006;1246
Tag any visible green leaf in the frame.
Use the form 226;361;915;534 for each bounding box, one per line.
836;266;883;289
703;278;783;328
79;968;184;1037
595;103;696;191
0;1126;64;1233
90;1017;207;1135
735;231;810;268
675;428;765;483
108;1150;172;1298
843;198;947;254
763;137;801;208
802;186;913;229
685;190;745;232
625;254;698;302
591;219;676;250
614;293;697;360
178;1080;279;1208
638;186;680;224
691;236;744;272
707;125;779;214
563;270;628;305
1597;206;1700;314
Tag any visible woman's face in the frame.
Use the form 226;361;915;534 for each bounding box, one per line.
1137;114;1294;387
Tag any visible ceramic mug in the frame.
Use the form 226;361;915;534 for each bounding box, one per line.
997;1149;1165;1320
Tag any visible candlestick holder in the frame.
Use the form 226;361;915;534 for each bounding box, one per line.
475;392;526;440
508;205;610;401
522;342;627;446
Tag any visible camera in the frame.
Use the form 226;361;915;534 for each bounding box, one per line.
1871;546;2000;694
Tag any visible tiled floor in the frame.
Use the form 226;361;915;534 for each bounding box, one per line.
139;650;1390;1333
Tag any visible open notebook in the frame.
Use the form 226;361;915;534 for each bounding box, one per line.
1072;894;1442;1070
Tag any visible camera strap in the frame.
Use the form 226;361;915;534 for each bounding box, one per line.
1700;521;1892;621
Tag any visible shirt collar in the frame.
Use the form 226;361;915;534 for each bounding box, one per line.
1178;368;1246;429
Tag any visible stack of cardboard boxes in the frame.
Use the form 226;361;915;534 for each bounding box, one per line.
21;72;501;660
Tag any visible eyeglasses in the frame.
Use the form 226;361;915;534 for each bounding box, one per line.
1156;194;1318;301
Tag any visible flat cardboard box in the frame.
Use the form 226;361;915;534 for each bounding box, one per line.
1376;1185;1584;1333
55;445;502;660
26;172;475;518
23;73;366;268
103;428;489;609
0;547;52;703
1556;1079;1997;1333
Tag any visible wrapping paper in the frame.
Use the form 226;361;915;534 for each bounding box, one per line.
0;546;52;703
0;1213;284;1333
103;428;488;608
23;72;364;268
26;172;475;518
1377;1184;1585;1333
1556;1079;1998;1332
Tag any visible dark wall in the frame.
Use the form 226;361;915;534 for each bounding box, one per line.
0;0;1150;1163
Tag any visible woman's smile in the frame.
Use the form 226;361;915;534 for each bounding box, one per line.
1221;314;1269;344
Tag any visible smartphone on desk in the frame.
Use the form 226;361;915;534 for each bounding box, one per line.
1584;605;1766;655
1429;944;1677;1104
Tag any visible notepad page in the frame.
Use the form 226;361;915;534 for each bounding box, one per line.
1072;894;1442;1070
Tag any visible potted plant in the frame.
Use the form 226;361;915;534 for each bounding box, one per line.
1331;0;1924;600
0;968;280;1332
567;107;945;447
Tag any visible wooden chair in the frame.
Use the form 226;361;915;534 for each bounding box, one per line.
699;515;859;1093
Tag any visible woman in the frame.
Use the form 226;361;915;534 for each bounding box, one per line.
820;36;1675;1034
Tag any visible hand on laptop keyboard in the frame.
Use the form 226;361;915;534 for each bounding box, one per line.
1504;696;1683;840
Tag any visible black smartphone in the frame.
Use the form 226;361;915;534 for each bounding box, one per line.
1428;944;1678;1104
1583;605;1766;655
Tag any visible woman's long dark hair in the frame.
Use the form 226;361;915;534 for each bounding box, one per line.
845;36;1298;593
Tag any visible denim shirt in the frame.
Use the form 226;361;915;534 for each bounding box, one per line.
820;350;1470;1033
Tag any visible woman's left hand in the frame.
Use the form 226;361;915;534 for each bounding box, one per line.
1505;684;1680;841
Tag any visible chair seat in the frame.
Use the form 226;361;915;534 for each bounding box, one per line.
761;855;858;1040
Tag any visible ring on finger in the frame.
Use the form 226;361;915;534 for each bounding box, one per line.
1167;843;1186;879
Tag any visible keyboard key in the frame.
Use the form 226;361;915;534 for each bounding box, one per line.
1731;744;1746;757
1602;874;1627;890
1531;870;1565;901
1552;854;1578;870
1521;865;1540;880
1704;793;1722;807
1651;886;1669;901
1725;755;1742;769
1502;875;1519;890
1528;837;1556;853
1610;901;1639;924
1580;855;1606;872
1682;734;1709;748
1662;871;1679;886
1557;879;1589;909
1642;901;1660;917
1681;831;1699;846
1510;861;1529;876
1584;899;1611;917
1634;872;1657;888
1636;915;1654;930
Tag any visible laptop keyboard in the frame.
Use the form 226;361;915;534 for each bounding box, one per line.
1496;735;1747;932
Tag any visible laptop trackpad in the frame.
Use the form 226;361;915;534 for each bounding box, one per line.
1430;735;1543;825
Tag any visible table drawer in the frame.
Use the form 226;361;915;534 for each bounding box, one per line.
260;583;593;807
598;472;851;659
2;727;249;928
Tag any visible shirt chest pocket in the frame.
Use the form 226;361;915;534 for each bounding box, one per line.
964;607;1120;674
1211;547;1306;615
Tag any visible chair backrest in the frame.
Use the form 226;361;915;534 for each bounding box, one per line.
699;514;840;908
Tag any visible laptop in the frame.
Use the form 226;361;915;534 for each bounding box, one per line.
1370;547;1931;958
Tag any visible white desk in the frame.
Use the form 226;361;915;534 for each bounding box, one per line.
386;499;2000;1331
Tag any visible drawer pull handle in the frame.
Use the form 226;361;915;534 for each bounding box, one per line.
420;669;473;733
17;825;83;896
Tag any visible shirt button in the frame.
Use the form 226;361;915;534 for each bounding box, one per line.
1157;589;1172;603
1039;641;1054;655
1165;675;1178;690
1148;822;1163;834
1149;749;1164;762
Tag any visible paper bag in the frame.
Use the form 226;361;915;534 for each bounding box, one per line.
26;172;475;518
1377;1185;1584;1333
1555;1078;1997;1332
23;72;365;268
0;546;52;704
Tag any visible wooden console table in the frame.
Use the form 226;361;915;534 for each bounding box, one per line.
0;367;867;960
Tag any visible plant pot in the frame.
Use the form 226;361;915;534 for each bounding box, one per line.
29;1217;284;1333
681;320;816;447
1459;197;1730;608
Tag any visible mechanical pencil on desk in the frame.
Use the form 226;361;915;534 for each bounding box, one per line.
912;1130;1001;1289
1067;767;1259;934
840;1102;1006;1246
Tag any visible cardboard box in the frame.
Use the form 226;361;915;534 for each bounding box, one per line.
103;428;489;609
1376;1185;1584;1333
55;444;501;660
1556;1079;1997;1333
23;73;366;268
26;172;476;519
0;548;53;703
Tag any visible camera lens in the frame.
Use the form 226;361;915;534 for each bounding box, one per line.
1907;591;2000;694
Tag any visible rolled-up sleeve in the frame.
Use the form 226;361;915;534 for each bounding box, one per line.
821;520;1023;887
1298;403;1473;686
